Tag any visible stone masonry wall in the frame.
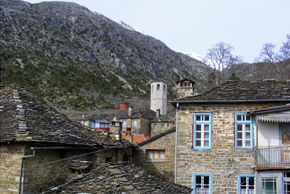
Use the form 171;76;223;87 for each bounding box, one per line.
176;102;283;193
151;121;174;137
0;142;132;194
134;131;175;182
0;143;26;194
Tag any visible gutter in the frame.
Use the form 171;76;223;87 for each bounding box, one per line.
18;149;35;194
174;102;179;184
170;99;290;104
17;146;100;194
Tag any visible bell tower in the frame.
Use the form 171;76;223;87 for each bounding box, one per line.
150;81;167;115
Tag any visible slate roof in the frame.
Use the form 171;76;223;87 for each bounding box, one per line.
78;108;156;122
137;128;176;146
43;162;192;194
152;110;175;122
0;85;131;147
115;108;157;120
171;80;290;104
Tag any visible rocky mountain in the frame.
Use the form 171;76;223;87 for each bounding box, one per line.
0;0;212;111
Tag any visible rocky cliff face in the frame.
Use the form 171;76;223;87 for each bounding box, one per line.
0;0;211;111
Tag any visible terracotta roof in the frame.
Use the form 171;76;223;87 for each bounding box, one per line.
0;85;131;147
138;128;176;146
171;80;290;103
43;162;192;194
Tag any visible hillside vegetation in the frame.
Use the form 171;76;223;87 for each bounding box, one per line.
0;0;211;111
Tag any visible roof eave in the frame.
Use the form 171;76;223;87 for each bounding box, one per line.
170;99;290;105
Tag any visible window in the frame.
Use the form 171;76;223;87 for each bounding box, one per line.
284;172;290;194
157;84;160;90
131;130;137;134
193;174;212;194
239;174;255;194
121;120;126;128
235;113;253;149
262;178;277;194
153;124;157;130
161;124;165;130
132;119;138;128
193;113;212;149
146;149;165;161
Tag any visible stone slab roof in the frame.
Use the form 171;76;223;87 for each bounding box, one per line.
0;85;131;147
115;108;156;120
171;80;290;103
137;128;176;146
43;162;192;194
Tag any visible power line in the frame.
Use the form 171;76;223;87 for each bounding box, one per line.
24;147;114;169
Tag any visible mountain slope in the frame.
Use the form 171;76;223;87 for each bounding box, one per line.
0;0;211;110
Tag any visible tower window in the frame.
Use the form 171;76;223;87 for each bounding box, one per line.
157;84;160;90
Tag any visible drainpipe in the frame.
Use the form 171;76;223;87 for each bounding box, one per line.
18;149;36;194
174;102;179;184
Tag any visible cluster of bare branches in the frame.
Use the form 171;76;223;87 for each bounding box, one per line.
255;34;290;63
203;34;290;86
203;42;242;85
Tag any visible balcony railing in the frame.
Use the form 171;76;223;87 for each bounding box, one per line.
256;146;290;169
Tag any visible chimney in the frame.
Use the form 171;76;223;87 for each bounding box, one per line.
110;120;122;141
176;79;195;98
125;127;133;143
120;103;129;110
156;109;160;118
128;106;133;117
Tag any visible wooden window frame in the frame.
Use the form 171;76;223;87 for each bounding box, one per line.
146;149;165;162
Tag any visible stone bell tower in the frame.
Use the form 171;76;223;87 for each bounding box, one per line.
176;79;195;98
150;81;167;115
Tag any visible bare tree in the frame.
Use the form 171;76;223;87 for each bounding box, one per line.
279;34;290;61
204;42;242;85
257;43;279;63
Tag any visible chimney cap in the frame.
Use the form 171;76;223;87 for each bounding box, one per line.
176;79;195;84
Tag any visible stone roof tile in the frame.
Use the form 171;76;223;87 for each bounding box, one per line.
0;85;131;147
43;162;192;194
172;80;290;103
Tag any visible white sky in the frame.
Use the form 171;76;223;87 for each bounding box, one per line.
25;0;290;63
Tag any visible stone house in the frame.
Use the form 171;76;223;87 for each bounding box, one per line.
249;104;290;193
134;127;176;182
0;85;133;194
170;80;290;193
150;111;175;137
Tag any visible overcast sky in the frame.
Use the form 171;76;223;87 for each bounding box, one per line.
25;0;290;63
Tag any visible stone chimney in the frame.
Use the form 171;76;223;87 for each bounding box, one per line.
176;79;195;98
125;127;133;143
110;120;122;141
128;106;133;117
156;109;160;118
119;102;129;110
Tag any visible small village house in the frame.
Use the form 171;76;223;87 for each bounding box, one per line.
170;79;290;193
0;85;133;194
134;127;176;182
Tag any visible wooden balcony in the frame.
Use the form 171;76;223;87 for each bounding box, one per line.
255;146;290;170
